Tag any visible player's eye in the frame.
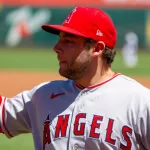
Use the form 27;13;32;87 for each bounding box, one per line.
57;37;75;44
66;39;74;43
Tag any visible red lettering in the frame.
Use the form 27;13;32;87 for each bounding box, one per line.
105;119;116;145
55;114;69;138
120;126;132;150
74;113;86;136
89;115;103;138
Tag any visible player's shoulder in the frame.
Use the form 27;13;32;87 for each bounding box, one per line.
31;79;72;94
42;79;72;88
117;75;147;88
116;74;150;98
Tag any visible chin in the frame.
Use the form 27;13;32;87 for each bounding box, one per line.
59;69;68;78
58;69;70;79
59;70;81;80
59;65;87;80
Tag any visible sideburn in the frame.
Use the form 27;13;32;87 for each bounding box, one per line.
65;50;92;80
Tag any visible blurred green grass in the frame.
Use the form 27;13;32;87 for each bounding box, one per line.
113;50;150;76
0;48;59;71
0;134;34;150
0;48;149;75
0;48;150;150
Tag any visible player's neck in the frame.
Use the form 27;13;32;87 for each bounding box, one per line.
75;66;114;88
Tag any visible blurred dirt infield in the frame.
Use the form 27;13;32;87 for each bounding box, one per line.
0;71;150;97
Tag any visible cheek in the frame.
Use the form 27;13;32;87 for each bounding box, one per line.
80;50;91;59
66;50;80;62
65;45;88;64
76;50;91;64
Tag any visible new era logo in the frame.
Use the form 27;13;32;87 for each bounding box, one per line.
96;30;103;36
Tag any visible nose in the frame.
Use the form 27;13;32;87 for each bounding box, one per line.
53;42;63;54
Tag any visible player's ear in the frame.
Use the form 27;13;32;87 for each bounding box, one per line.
93;41;105;56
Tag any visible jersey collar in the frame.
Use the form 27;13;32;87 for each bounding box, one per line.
73;72;121;90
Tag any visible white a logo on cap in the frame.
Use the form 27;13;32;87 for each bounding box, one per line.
96;30;103;36
64;7;77;24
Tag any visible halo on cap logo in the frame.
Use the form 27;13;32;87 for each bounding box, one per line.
64;7;77;24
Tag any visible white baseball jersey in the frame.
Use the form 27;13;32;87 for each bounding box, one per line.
0;73;150;150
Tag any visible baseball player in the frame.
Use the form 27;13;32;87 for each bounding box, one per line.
0;6;150;150
122;32;139;68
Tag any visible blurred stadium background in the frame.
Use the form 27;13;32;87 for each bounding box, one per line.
0;0;150;149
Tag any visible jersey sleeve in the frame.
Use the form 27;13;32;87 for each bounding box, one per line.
0;82;48;138
137;90;150;149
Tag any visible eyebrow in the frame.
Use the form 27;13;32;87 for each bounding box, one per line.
59;33;77;38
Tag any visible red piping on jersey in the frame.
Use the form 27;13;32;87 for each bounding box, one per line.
2;97;13;137
75;83;85;90
74;72;121;90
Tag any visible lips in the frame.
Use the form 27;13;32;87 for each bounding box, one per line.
57;56;67;66
59;61;67;66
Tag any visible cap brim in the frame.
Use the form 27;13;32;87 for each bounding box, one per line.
41;24;89;38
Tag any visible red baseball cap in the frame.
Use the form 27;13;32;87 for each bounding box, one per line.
42;6;117;49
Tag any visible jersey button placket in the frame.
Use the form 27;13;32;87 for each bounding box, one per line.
68;95;81;150
74;143;79;150
79;104;84;111
69;92;86;150
78;91;87;111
